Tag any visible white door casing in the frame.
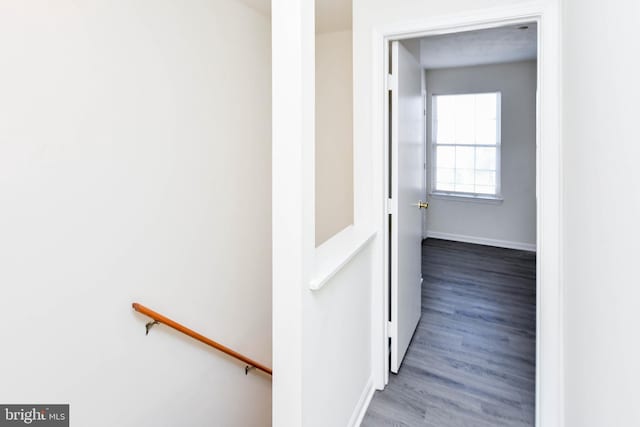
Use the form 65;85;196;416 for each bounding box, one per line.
390;40;424;373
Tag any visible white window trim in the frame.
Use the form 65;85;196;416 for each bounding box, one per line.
430;92;502;200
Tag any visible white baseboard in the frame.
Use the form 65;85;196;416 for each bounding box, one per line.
425;230;536;252
348;376;375;427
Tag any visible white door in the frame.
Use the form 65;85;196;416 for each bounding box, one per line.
390;40;425;373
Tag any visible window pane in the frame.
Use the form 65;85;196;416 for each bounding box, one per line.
455;169;475;185
475;147;496;171
455;183;474;193
475;170;495;187
436;146;455;169
437;182;455;192
454;96;475;144
435;97;455;143
475;93;498;120
436;118;455;143
436;168;454;184
476;118;497;144
476;185;496;195
436;96;455;121
455;146;474;170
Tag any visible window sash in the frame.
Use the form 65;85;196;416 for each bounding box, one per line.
431;145;501;195
431;93;501;197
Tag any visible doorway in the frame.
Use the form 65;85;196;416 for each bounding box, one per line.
369;7;562;426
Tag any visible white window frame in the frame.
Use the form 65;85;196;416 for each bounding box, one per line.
430;92;503;201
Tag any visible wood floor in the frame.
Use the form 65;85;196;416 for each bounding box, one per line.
362;238;536;427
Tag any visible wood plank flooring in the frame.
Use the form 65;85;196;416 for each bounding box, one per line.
362;238;536;427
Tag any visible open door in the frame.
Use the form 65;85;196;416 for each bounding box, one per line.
389;40;425;373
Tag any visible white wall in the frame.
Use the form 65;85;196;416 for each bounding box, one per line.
272;0;375;425
563;0;640;426
314;30;365;424
0;1;272;426
302;244;373;426
424;60;537;249
315;30;354;246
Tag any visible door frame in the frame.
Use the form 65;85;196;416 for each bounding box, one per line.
370;3;562;427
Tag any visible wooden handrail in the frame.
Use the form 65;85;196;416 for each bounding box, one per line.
132;302;272;376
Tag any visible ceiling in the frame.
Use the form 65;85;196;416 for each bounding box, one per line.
236;0;352;33
419;23;537;69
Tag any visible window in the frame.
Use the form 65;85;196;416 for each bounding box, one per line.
431;92;501;198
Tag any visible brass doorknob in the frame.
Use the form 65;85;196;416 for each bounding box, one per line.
417;201;429;209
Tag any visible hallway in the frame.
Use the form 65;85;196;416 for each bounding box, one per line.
363;239;536;426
